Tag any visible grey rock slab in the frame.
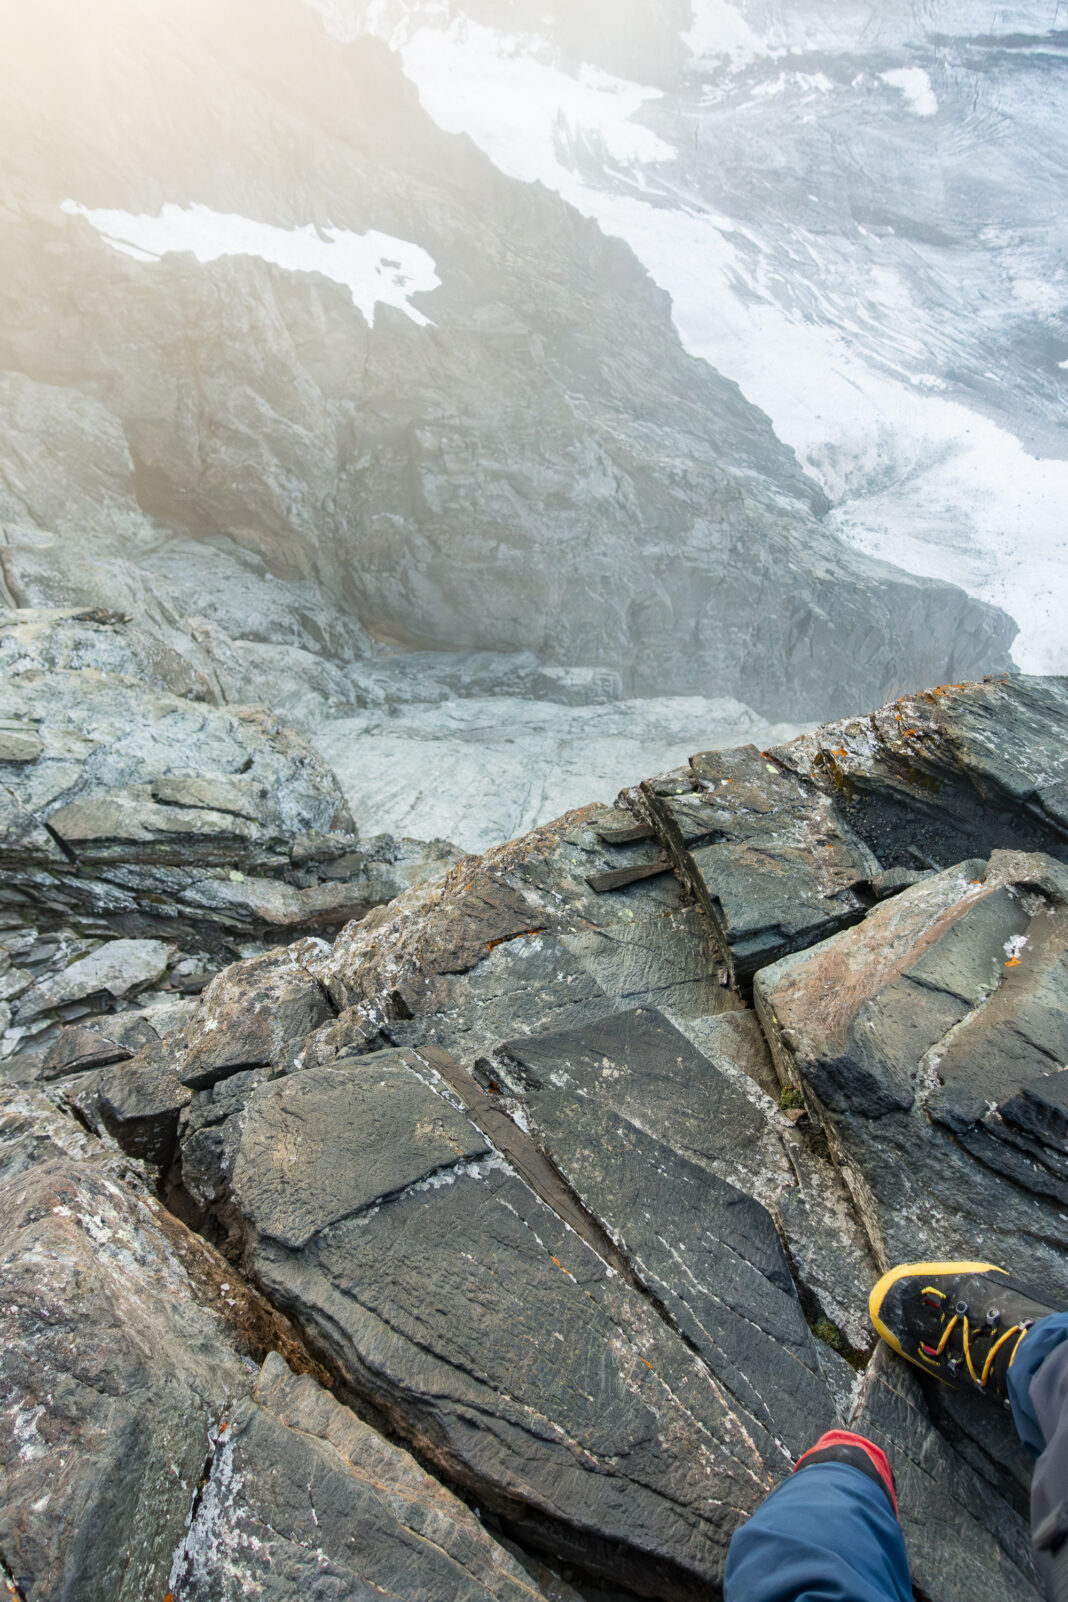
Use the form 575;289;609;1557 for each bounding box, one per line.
648;1014;902;1358
135;994;199;1038
15;938;174;1020
0;726;43;762
172;1350;568;1602
179;942;334;1090
558;905;722;1020
150;773;270;819
494;1010;837;1456
39;1012;160;1080
755;851;1068;1301
45;792;261;854
322;810;694;1061
627;744;876;986
0;1085;251;1602
322;795;878;1349
585;858;673;893
494;1006;771;1177
382;931;616;1065
410;1042;635;1280
230;1056;492;1252
0;1083;418;1600
203;1055;783;1599
178;1067;273;1220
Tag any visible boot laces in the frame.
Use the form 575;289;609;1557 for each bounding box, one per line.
918;1286;1032;1389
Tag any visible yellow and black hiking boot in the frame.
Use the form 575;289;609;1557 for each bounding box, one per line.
869;1261;1055;1403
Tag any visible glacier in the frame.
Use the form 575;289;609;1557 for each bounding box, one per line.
307;0;1068;672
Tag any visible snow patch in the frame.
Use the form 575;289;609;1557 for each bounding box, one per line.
751;71;834;98
61;201;440;328
399;21;674;184
684;0;770;67
880;68;938;117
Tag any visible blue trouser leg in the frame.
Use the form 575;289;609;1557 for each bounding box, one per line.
723;1463;911;1602
1008;1311;1068;1600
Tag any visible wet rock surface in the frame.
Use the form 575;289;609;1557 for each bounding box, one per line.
1;674;1064;1601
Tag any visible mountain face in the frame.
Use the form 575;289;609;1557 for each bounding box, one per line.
323;0;1067;672
0;0;1013;765
0;9;1063;1597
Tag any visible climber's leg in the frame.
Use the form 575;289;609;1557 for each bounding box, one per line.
1007;1312;1068;1601
724;1429;911;1602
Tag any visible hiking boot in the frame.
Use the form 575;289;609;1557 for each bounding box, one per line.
869;1260;1056;1403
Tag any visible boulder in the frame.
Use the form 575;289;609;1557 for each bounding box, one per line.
178;942;335;1090
15;938;173;1021
625;744;877;985
754;850;1068;1301
69;1049;194;1170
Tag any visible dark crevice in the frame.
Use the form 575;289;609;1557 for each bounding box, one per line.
167;1423;226;1591
39;819;79;865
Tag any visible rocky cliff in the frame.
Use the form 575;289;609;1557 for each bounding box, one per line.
0;0;1015;730
2;641;1065;1602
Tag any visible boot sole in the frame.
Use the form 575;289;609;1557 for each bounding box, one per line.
869;1259;1005;1380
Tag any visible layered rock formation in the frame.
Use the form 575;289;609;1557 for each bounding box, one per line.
3;669;1064;1601
0;606;457;1077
